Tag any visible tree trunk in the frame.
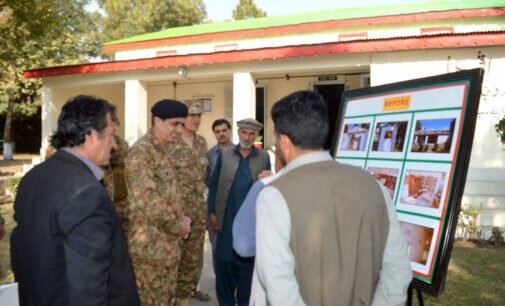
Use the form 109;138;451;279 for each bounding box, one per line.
3;97;14;160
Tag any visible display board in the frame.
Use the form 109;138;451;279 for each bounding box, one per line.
330;69;484;296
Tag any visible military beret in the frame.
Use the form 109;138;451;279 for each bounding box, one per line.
237;118;263;131
151;99;188;119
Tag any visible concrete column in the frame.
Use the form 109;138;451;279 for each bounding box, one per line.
40;87;54;159
124;80;148;145
232;72;256;144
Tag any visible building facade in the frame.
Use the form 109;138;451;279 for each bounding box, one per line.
25;1;505;237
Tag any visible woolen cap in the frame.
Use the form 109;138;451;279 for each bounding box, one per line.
237;118;263;131
151;99;188;119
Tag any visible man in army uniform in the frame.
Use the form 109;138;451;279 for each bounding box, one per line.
0;212;4;279
125;99;192;306
0;213;4;239
102;135;129;234
167;100;210;306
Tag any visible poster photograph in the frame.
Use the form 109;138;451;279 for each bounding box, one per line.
340;123;370;151
365;160;403;200
372;120;409;152
397;213;440;279
368;113;411;159
411;118;455;153
396;162;451;218
332;69;484;296
336;117;373;158
406;110;461;161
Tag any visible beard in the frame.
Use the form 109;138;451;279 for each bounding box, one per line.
239;141;253;149
276;145;287;167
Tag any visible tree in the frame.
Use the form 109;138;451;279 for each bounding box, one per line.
0;0;100;159
98;0;207;43
232;0;267;20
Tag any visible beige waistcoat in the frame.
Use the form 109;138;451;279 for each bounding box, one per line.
270;160;389;306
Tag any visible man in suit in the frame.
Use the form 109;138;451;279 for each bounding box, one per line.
10;95;140;306
207;118;271;306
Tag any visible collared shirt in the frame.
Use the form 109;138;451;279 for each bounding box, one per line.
62;147;104;180
255;151;412;306
207;145;259;214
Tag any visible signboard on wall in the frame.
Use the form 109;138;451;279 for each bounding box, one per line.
330;69;484;296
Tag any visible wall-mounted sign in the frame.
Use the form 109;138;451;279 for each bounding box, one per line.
331;69;484;296
318;75;338;81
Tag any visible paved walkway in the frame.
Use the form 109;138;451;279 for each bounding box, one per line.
191;237;218;306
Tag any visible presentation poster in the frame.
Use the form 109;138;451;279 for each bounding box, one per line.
331;69;483;296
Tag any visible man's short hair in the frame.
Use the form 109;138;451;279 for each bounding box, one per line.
50;95;117;149
212;119;231;131
271;91;329;149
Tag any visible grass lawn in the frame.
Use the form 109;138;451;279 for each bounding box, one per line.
1;202;505;304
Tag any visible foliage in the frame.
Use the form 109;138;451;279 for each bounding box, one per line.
494;116;505;145
457;203;482;240
6;175;22;196
232;0;267;20
98;0;207;44
0;0;100;157
488;227;505;247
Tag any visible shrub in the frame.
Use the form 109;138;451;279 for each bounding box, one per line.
6;175;22;196
457;204;482;240
488;227;505;247
495;116;505;145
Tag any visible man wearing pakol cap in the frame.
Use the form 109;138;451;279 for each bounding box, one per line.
207;118;271;306
125;99;192;306
166;100;210;305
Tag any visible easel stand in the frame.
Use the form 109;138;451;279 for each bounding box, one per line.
407;286;424;306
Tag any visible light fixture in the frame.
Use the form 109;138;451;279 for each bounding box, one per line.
178;67;187;77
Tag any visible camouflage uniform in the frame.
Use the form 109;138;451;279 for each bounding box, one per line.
102;135;129;234
0;210;5;274
125;131;182;306
167;134;208;300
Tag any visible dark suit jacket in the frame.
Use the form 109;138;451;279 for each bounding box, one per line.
11;150;140;306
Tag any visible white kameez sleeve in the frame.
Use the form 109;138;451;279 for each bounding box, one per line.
255;186;306;306
372;184;413;306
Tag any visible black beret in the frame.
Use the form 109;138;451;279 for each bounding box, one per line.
151;99;188;119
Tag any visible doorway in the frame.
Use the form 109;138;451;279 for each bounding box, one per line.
313;83;345;150
255;86;266;148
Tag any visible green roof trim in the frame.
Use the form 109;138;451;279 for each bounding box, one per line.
106;0;505;45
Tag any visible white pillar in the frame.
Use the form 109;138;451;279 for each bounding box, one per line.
40;87;55;159
124;80;148;145
232;72;256;144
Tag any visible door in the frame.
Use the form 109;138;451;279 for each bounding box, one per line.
255;87;265;148
313;83;345;150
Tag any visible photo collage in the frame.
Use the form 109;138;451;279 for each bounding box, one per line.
335;106;463;280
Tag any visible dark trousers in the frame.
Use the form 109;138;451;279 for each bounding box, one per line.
215;255;254;306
